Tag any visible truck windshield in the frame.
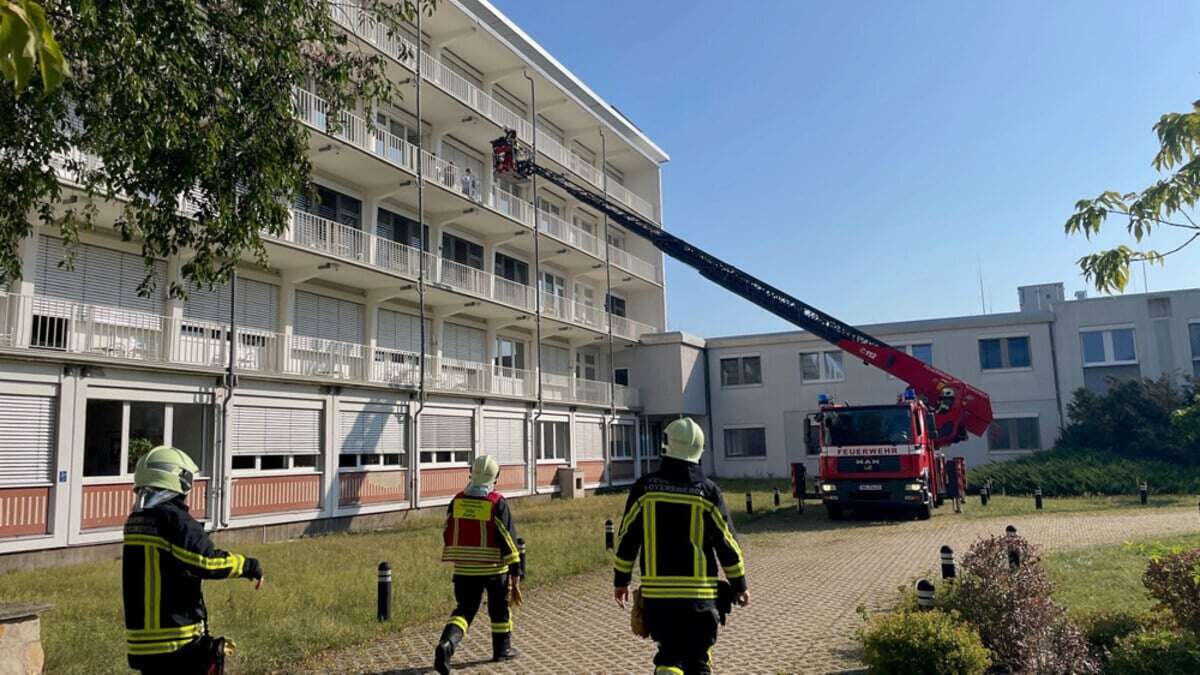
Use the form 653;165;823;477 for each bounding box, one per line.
824;406;914;446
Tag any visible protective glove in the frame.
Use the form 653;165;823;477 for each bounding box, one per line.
242;557;263;581
508;575;524;607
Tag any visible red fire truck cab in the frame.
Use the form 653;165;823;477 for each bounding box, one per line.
806;390;950;520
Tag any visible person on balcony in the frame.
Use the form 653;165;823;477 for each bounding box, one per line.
122;446;264;673
434;455;524;674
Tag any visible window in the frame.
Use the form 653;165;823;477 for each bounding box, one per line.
614;368;629;386
610;424;635;459
1190;323;1200;378
719;356;762;387
605;294;626;318
607;229;626;251
537;421;570;461
495;337;526;371
910;343;933;364
231;405;322;472
494;253;529;285
644;421;663;458
574;214;597;237
440;140;483;200
296;185;361;228
1080;328;1137;366
987;417;1040;451
420;414;473;465
978;336;1031;370
724;427;767;459
84;400;211;477
800;350;845;382
338;407;408;470
441;232;483;270
577;351;599;380
377;208;428;250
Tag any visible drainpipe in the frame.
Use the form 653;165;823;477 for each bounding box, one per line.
699;342;715;478
219;271;237;528
1047;318;1064;434
412;6;427;504
525;71;546;470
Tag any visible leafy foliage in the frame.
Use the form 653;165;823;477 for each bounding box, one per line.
0;0;67;92
968;447;1200;496
1;0;434;297
1060;377;1197;463
1065;98;1200;293
1142;548;1200;636
938;534;1099;673
1107;629;1200;675
1076;609;1156;656
858;609;991;675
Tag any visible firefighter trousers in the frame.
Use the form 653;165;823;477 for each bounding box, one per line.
444;574;512;637
644;600;720;675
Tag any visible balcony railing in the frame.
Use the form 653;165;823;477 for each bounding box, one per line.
0;293;638;407
610;314;656;342
325;2;659;222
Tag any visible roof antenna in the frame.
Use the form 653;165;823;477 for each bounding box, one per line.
977;257;987;314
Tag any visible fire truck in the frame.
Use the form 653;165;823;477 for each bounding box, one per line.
491;133;992;519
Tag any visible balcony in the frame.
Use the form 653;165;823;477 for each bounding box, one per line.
325;3;659;223
273;209;656;338
293;87;662;285
0;293;638;408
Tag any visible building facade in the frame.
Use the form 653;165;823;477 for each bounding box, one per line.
0;0;671;555
635;283;1200;480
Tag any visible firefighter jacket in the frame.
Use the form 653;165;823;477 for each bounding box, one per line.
613;458;747;601
442;491;521;577
122;497;260;661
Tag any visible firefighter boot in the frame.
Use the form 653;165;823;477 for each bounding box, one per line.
492;632;518;661
434;624;464;675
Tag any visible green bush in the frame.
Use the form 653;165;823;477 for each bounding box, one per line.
1142;547;1200;636
1108;629;1200;675
1077;609;1152;654
1060;377;1196;464
859;609;991;675
968;446;1200;496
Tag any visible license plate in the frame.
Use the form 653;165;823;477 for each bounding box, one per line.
858;484;883;491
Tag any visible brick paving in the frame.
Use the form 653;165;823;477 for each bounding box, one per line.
302;507;1200;674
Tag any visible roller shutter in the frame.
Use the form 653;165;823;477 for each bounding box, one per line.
483;417;525;465
377;309;430;353
419;414;473;454
338;407;408;454
542;345;570;376
575;421;605;460
294;291;364;344
232;406;322;455
442;322;485;362
36;236;166;314
183;278;279;331
0;394;55;485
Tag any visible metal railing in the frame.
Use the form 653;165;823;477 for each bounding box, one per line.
291;210;369;263
610;314;656;341
0;293;640;407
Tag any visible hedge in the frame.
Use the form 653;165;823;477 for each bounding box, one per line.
967;447;1200;496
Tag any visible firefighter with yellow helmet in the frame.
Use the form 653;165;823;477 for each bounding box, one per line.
434;454;523;674
613;417;749;675
122;446;263;673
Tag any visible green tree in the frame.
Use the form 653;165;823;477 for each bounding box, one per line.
1065;99;1200;293
0;0;67;92
0;0;434;296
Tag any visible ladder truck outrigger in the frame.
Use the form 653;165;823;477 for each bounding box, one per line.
491;132;992;519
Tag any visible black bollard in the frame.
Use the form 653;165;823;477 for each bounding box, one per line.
940;545;956;580
915;579;935;610
517;537;527;578
774;488;781;507
1139;482;1148;506
1034;487;1043;510
980;485;990;506
604;519;614;551
377;561;392;621
746;492;753;515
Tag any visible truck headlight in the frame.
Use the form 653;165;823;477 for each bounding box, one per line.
905;483;924;492
820;483;836;492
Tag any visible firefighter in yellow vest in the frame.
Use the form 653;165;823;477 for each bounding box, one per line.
122;446;263;673
434;455;523;674
613;417;749;675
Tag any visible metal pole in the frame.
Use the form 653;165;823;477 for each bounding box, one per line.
525;71;543;417
1139;481;1148;506
600;127;616;416
414;6;427;499
219;270;238;528
745;492;753;515
773;487;781;507
1034;487;1043;510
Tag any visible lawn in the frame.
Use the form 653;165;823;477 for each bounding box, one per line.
1045;532;1200;618
4;479;1193;673
956;493;1196;520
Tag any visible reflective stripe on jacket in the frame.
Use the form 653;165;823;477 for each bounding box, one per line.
443;491;521;576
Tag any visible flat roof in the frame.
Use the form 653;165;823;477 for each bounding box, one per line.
702;310;1055;349
454;0;670;166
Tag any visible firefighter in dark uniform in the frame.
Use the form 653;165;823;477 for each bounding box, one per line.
122;446;263;674
434;455;523;674
613;417;749;675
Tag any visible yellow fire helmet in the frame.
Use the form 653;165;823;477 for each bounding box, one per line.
133;445;198;495
468;454;500;489
662;417;705;464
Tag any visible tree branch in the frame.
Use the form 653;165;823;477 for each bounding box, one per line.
1110;210;1200;231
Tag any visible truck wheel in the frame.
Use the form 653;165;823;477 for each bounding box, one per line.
826;504;845;520
914;503;933;520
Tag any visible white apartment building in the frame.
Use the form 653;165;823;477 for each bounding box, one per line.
629;283;1200;480
0;0;671;556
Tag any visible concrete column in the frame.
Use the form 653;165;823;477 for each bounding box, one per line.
364;197;379;265
13;233;38;347
485;324;498;367
431;315;445;359
278;282;295;372
163;256;185;361
483;241;497;301
365;300;379;382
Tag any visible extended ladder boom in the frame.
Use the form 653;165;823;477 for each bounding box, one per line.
493;135;993;446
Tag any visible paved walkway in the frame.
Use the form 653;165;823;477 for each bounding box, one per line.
303;507;1200;674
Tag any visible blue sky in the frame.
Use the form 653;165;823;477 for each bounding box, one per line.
492;0;1200;337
